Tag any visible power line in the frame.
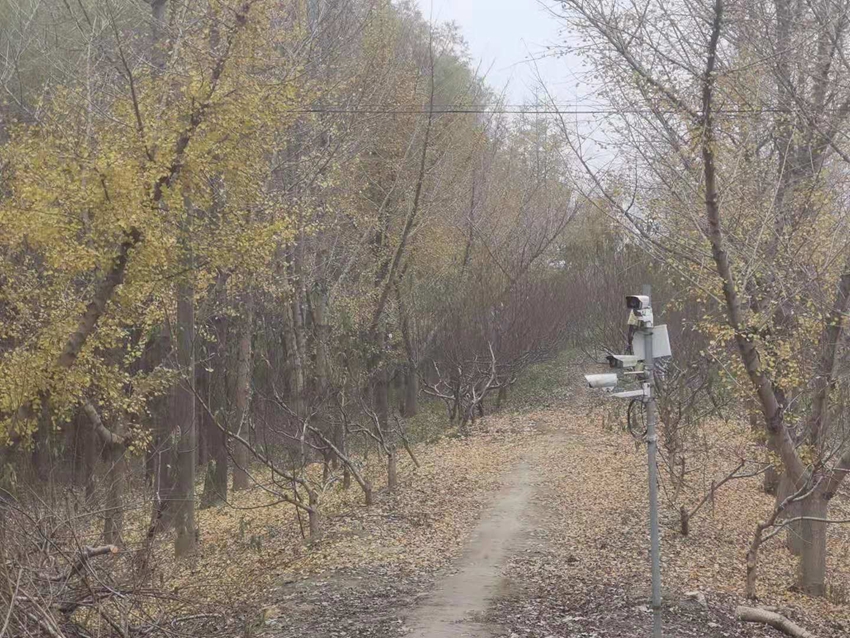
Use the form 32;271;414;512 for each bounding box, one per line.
284;106;840;116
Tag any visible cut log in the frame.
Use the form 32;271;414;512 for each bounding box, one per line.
736;606;816;638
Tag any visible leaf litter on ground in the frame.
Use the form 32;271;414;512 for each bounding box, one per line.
124;359;850;638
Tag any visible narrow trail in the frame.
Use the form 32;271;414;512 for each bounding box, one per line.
405;461;536;637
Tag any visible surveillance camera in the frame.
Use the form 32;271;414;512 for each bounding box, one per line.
584;373;618;390
626;295;650;310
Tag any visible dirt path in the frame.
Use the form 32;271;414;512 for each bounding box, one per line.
405;462;535;637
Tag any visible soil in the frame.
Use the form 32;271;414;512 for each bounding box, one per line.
405;463;534;638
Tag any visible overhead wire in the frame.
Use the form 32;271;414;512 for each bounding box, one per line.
281;105;848;116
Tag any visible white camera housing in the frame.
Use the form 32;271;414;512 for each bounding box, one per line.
627;295;654;326
626;295;650;310
584;373;618;391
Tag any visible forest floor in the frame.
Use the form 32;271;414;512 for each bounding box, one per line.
158;357;850;638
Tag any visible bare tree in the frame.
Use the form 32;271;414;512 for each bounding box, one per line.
552;0;850;595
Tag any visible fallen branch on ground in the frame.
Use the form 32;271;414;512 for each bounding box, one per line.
736;606;816;638
39;545;119;583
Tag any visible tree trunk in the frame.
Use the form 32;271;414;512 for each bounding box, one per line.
77;420;97;501
307;490;321;539
200;356;228;506
32;402;52;483
403;364;418;417
387;448;397;491
153;427;177;528
232;296;254;491
282;291;305;421
174;281;196;557
396;283;418;418
757;398;779;494
291;279;307;413
338;420;351;489
799;496;829;596
393;370;404;412
103;447;125;545
745;527;763;600
197;365;208;468
374;367;389;432
496;385;508;411
777;472;805;556
763;454;780;495
311;285;330;391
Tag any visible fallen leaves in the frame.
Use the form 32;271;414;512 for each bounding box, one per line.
86;359;850;637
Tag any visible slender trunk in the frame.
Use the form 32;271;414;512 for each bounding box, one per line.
153;422;177;529
289;232;308;417
282;291;305;420
699;0;804;484
745;526;763;599
103;447;125;545
292;289;307;401
763;438;780;495
10;226;138;442
401;435;420;469
496;384;508;412
200;350;228;506
84;442;97;501
73;415;86;486
387;448;397;491
307;490;321;539
799;495;829;596
232;296;254;491
32;402;52;482
403;364;418;417
374;367;389;432
777;472;805;556
174;280;196;556
366;55;436;339
214;289;230;500
696;2;824;588
212;428;229;501
197;373;207;470
150;0;168;70
396;284;418;418
393;370;403;412
311;285;330;391
196;361;209;467
75;418;97;500
338;420;351;489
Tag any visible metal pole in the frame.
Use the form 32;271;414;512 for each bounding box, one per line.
643;284;662;638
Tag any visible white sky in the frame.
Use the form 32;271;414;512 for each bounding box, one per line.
414;0;587;106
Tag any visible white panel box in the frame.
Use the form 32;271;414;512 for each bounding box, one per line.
633;324;672;359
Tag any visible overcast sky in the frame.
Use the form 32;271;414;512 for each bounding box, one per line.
413;0;586;106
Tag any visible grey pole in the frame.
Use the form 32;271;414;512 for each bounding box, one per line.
643;284;662;638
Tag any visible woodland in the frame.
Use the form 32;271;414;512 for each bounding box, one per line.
2;0;850;637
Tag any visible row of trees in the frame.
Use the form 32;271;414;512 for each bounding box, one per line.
6;0;846;632
0;0;582;633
